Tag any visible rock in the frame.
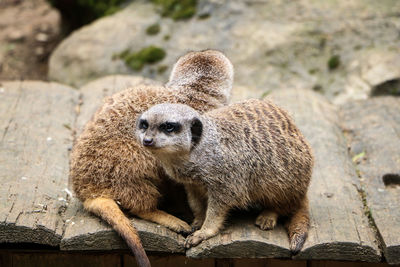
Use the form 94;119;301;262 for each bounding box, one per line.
0;53;3;71
38;23;51;33
35;47;45;57
35;32;49;42
49;0;400;103
7;30;25;42
334;48;400;104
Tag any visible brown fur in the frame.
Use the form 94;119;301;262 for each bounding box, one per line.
137;99;313;253
70;50;233;267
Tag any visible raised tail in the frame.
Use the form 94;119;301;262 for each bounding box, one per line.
84;198;151;267
286;197;310;254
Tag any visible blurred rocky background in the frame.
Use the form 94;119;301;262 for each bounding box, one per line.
1;0;399;103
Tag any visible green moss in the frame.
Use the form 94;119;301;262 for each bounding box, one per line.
312;84;323;92
198;13;210;19
163;34;171;41
352;151;365;163
260;90;271;99
328;54;341;70
151;0;197;20
146;23;161;35
118;46;166;71
157;65;168;74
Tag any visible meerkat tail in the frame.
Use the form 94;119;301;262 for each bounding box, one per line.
286;197;310;254
84;198;150;267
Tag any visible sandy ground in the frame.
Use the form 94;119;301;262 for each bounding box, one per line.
0;0;61;80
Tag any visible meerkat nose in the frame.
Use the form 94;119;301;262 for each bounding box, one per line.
143;138;154;147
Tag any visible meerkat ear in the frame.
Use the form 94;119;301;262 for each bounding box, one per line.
190;118;203;147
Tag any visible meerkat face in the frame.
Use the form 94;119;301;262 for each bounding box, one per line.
136;104;203;156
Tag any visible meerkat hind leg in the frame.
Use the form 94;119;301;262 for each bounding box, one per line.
185;198;229;248
255;209;278;230
135;209;192;234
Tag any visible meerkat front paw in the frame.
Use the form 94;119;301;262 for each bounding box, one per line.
255;210;278;230
172;220;192;235
184;231;206;248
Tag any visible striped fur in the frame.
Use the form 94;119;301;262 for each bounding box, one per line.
137;99;313;253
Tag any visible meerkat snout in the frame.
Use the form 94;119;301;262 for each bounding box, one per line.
142;138;154;147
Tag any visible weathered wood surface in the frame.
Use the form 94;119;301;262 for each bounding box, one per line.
341;97;400;265
268;89;381;262
61;199;185;253
186;217;291;258
0;81;77;246
0;77;397;263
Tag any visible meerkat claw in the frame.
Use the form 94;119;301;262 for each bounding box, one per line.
184;232;205;248
175;221;192;235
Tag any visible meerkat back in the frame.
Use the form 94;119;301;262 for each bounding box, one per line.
205;99;314;252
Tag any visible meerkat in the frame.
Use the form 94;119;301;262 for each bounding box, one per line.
136;99;314;253
70;50;234;267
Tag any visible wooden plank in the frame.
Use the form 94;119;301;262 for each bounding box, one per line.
341;97;400;265
10;252;121;267
0;81;78;246
61;75;184;253
124;255;215;267
0;250;12;267
309;260;390;267
230;258;307;267
61;198;185;253
267;89;381;262
186;217;291;258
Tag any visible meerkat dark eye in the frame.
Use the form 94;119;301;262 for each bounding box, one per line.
159;122;181;133
165;123;175;132
139;119;149;130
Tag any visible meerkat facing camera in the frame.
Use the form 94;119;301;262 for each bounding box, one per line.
136;99;314;253
70;50;233;267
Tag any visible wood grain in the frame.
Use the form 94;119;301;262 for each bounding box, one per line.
341;97;400;265
61;198;185;253
186;217;291;258
268;89;380;262
0;81;77;246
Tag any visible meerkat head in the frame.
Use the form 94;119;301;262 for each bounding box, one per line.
167;50;234;104
136;103;203;156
